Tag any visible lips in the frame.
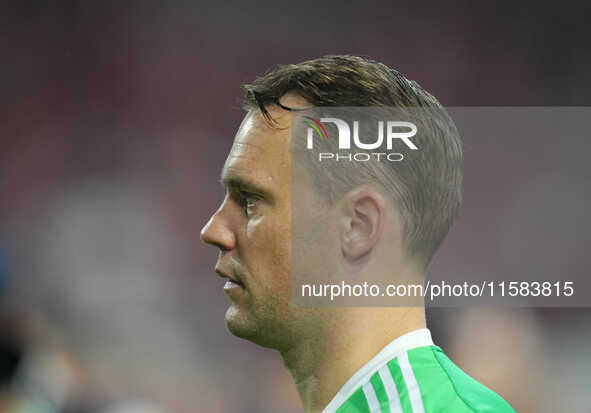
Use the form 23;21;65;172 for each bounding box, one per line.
215;266;245;287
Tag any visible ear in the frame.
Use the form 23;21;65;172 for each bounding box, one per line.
340;188;386;260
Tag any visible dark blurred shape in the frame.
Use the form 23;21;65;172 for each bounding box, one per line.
0;321;23;386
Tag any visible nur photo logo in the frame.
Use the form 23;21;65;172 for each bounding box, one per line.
303;116;418;162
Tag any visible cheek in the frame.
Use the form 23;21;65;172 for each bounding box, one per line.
292;209;339;282
246;215;263;238
242;213;291;284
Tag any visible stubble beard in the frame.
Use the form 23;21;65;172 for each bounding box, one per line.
224;288;297;350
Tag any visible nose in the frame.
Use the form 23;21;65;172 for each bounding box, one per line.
200;204;236;251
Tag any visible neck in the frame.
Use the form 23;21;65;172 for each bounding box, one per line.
280;306;426;413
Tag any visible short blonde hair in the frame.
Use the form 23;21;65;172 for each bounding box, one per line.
243;55;462;268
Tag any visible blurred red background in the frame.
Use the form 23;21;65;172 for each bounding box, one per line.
1;2;590;412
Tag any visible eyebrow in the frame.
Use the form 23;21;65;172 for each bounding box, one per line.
220;172;274;203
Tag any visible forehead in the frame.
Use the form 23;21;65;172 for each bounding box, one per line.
222;108;291;187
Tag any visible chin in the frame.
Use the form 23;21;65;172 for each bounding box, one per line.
224;305;279;349
225;305;257;339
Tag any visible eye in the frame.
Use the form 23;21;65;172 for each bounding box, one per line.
238;191;260;215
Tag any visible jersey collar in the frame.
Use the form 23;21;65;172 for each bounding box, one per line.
321;328;434;413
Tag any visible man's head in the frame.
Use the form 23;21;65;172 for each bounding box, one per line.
201;55;462;348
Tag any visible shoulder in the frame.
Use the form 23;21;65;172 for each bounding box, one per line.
333;346;515;413
330;342;516;413
407;345;516;413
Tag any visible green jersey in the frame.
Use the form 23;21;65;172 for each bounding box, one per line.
321;329;515;413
